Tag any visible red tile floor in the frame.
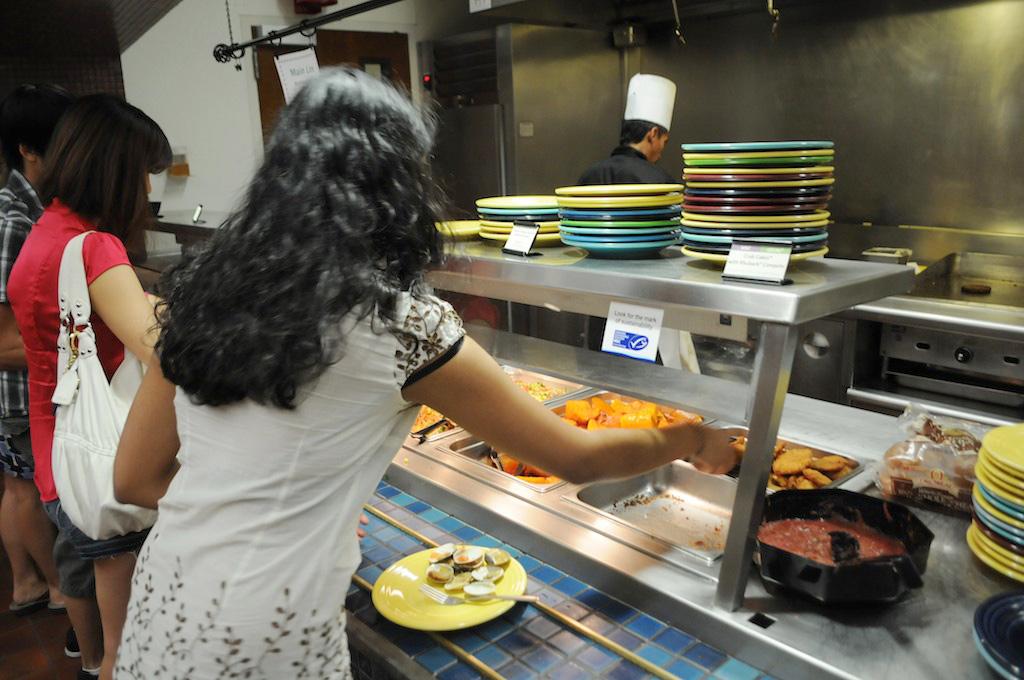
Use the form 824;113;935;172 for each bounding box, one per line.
0;547;80;680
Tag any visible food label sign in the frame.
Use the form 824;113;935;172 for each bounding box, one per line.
275;47;320;104
601;302;663;363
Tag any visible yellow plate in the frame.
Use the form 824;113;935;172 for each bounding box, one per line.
976;459;1024;507
371;548;528;631
982;448;1024;482
557;194;683;209
479;220;561;231
983;424;1024;475
682;210;830;223
682;166;834;175
682;246;828;263
684;178;835;189
973;484;1024;531
681;218;829;230
684;149;834;160
479;231;564;246
476;195;559;210
967;524;1024;582
555;183;684;197
436;221;480;240
972;520;1024;566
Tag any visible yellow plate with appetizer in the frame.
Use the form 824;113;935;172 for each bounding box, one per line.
372;546;528;631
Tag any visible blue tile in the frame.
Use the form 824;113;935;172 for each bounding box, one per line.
537;588;565;607
608;628;643;652
654;627;695;652
406;500;431;514
580;613;615;636
421;508;447;523
576;644;618;672
518;555;541;572
553;600;589;621
524;615;561;639
377;485;400;498
521;644;563;673
356;565;382;583
376;527;401;542
714;658;762;680
547;661;589;680
477;618;515;642
625;613;665;640
389;535;421;553
416;646;457;673
364;546;393;564
577;590;633;623
502;603;541;625
422;526;449;541
667;659;705;680
474;644;512;669
344;590;371;611
395;632;433;656
548;629;587;656
438;516;465;532
551;576;588;597
606;660;650;680
358;536;380;550
438;662;483;680
497;661;537;680
355;606;381;626
453;526;483;542
497;630;541;655
475;535;502;548
447;630;488;653
390;492;417;506
684;643;727;670
531;564;564;584
637;643;673;668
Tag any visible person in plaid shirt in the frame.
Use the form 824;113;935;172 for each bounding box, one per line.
1;85;104;675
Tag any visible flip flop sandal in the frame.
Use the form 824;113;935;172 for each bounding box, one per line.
10;592;49;616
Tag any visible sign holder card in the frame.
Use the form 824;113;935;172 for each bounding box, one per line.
721;239;794;286
502;220;542;257
600;301;664;363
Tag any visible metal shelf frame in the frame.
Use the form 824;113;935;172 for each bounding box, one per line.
428;245;914;610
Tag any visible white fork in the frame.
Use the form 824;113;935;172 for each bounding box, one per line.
419;584;538;605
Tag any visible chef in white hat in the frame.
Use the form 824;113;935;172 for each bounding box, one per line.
578;73;677;185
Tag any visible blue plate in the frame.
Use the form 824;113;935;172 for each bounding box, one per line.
561;236;677;259
560;225;679;237
559;207;682;221
682;141;834;152
975;501;1024;543
681;231;828;245
974;593;1024;680
477;207;559;216
979;481;1024;520
680;225;827;237
477;213;561;222
559;232;678;243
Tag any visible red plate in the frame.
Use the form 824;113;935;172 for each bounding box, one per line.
682;194;833;205
681;203;830;214
683;172;834;182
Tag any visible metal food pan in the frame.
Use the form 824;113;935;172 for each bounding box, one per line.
439;434;567;493
563;461;736;563
551;391;711;425
498;365;591;403
719;426;863;491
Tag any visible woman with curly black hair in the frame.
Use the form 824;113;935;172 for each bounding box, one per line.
112;68;735;678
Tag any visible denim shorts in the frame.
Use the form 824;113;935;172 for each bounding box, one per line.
41;499;96;598
0;419;33;481
43;498;150;561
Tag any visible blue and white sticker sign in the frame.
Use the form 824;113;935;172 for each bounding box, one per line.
601;302;664;363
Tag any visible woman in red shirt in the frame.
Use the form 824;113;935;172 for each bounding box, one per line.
8;94;170;680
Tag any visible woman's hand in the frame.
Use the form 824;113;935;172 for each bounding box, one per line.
356;513;369;539
673;425;737;475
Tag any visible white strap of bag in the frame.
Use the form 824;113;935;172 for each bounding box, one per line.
53;232;95;405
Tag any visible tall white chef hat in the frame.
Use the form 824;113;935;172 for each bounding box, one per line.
624;73;676;131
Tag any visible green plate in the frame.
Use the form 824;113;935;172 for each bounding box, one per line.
561;219;680;228
685;155;834;167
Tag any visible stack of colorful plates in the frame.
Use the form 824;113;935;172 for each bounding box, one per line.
969;424;1024;583
554;184;683;258
973;592;1024;680
475;196;562;247
679;141;835;263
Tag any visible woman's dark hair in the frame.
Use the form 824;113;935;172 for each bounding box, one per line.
0;84;74;172
156;67;445;409
619;120;667;146
40;94;171;252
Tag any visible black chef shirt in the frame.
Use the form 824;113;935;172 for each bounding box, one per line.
577;146;676;185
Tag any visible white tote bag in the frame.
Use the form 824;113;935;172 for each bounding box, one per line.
50;232;157;540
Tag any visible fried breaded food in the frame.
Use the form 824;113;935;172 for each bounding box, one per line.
772;448;813;475
794;477;817;490
809;455;849;473
774;441;788;457
802;468;832;487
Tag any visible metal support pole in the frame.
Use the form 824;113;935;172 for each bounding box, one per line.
715;322;798;611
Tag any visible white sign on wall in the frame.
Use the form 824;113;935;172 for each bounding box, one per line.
274;47;320;104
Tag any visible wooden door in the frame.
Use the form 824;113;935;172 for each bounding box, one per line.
255;29;411;141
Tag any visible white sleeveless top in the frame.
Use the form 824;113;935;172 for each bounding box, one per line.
115;294;464;680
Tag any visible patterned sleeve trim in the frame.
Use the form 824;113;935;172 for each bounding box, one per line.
394;295;465;388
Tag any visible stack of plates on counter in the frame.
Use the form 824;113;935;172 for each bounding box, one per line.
475;195;562;246
968;424;1024;583
554;184;683;258
679;141;835;263
973;592;1024;680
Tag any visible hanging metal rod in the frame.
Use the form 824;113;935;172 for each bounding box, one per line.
213;0;404;63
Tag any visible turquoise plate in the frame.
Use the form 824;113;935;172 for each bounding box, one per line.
975;501;1024;542
681;231;828;245
979;481;1024;520
560;225;678;237
561;219;680;228
559;232;678;243
561;236;677;259
682;141;834;152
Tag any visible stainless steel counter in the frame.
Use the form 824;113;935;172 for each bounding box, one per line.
388;330;1011;680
